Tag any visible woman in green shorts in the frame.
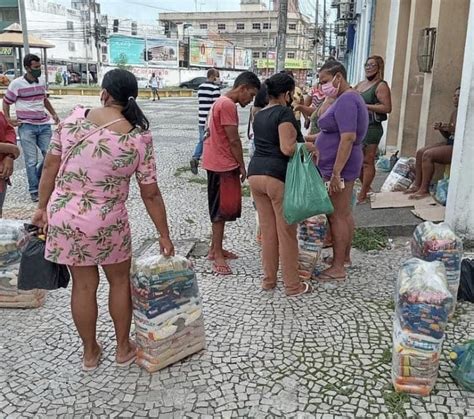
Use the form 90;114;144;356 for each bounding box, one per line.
355;55;392;203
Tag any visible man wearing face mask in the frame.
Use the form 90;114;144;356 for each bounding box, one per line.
3;54;59;202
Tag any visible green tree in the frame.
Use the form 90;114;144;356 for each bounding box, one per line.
116;53;131;70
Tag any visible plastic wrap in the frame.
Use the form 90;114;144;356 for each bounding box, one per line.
381;157;416;192
131;252;206;372
450;340;474;391
0;220;47;309
411;222;463;315
298;215;327;253
391;258;452;396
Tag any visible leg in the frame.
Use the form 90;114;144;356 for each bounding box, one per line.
18;124;40;197
358;144;378;203
102;259;136;364
69;265;101;367
210;221;228;272
266;176;307;295
319;182;355;280
249;176;279;289
410;146;453;199
405;143;441;194
36;124;52;180
191;126;205;173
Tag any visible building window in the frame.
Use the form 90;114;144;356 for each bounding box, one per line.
253;51;260;58
288;23;297;30
236;23;245;30
263;22;271;30
217;23;226;30
252;23;261;30
200;23;208;30
66;21;74;30
287;52;295;59
131;22;137;35
68;41;75;52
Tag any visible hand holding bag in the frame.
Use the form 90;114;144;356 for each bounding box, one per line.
283;143;334;225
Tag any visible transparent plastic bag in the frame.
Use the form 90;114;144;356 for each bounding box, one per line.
411;222;463;315
381;157;416;192
298;215;327;253
450;340;474;392
132;253;206;372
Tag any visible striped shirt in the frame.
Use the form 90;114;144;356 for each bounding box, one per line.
198;82;220;126
4;76;49;125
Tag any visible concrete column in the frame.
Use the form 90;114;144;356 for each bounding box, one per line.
383;0;411;149
445;0;474;239
349;0;373;85
396;0;432;157
370;0;390;57
416;0;469;149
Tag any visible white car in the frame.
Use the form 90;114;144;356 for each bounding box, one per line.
136;76;149;89
3;69;17;81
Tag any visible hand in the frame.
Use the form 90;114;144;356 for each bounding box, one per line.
32;208;48;229
328;173;343;195
159;236;175;257
6;117;18;127
305;141;316;154
7;144;20;159
239;165;247;183
0;157;14;179
52;114;60;125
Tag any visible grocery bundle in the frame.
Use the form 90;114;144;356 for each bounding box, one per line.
132;252;206;373
381;157;416;192
411;222;463;316
392;258;453;396
450;340;474;391
0;220;47;309
298;215;327;280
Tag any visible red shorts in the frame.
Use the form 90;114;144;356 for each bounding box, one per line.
207;169;241;222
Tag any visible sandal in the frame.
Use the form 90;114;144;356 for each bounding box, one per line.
82;343;103;372
207;250;239;261
287;281;312;297
116;340;137;367
212;262;233;276
323;255;352;268
316;272;346;282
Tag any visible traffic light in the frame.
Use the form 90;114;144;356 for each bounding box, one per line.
143;49;152;61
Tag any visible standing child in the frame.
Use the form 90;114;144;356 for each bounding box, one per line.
0;112;20;217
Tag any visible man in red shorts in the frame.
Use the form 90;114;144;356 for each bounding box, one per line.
202;71;261;275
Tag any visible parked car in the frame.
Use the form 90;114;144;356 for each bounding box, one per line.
136;76;149;89
3;69;17;81
179;76;207;90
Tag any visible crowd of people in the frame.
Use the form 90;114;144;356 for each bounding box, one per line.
0;53;458;370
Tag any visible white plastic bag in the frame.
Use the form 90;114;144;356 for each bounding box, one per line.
381;157;416;192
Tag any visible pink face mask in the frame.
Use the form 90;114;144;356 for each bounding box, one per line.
321;76;339;98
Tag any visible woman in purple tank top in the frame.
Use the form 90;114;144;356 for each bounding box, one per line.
314;61;369;282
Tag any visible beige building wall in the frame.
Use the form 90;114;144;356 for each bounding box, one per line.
417;0;469;149
370;0;390;57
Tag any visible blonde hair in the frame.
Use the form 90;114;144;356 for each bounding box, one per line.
366;55;385;80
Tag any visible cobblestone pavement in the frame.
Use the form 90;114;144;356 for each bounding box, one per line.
1;95;473;418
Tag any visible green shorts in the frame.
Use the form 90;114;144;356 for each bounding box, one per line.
363;124;384;146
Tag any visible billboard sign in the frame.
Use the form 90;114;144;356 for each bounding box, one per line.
190;38;252;70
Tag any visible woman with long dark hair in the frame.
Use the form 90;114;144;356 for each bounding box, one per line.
32;69;174;371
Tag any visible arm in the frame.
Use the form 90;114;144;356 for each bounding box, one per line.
139;183;174;256
367;82;392;114
224;125;246;181
44;98;60;124
294;104;316;118
279;122;317;157
2;98;18;127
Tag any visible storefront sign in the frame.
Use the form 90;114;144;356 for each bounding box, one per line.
256;58;312;69
0;47;13;56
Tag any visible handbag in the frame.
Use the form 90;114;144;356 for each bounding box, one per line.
283;143;334;225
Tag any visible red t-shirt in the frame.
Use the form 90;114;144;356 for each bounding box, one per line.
0;112;17;192
202;96;240;172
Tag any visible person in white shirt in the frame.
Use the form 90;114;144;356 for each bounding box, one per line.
149;73;160;101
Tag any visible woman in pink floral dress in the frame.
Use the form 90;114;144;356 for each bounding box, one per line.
33;69;174;371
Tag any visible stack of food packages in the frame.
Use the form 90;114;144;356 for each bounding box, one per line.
298;215;327;280
381;157;416;192
0;220;46;309
411;221;463;316
131;253;206;373
392;258;453;397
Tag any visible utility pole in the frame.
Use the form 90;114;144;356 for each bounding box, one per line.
313;0;319;73
265;0;272;74
322;0;327;59
18;0;30;57
92;0;101;82
275;0;288;73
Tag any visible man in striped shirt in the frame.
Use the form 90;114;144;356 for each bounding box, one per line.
190;68;220;175
3;54;59;202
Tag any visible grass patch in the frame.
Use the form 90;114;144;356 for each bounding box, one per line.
174;166;192;177
323;381;354;397
184;218;195;224
380;348;392;364
385;299;395;311
242;184;251;197
353;228;388;251
383;389;409;417
188;177;207;185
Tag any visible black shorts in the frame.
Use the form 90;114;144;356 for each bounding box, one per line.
207;169;242;223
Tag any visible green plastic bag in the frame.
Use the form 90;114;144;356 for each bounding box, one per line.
283;143;334;225
450;340;474;392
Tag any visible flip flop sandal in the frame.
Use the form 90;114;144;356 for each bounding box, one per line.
208;251;239;261
116;341;137;367
316;272;346;282
322;255;352;268
212;262;233;276
287;281;312;297
82;343;103;372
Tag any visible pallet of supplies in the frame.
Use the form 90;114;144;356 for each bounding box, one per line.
0;220;47;309
411;221;463;316
132;252;206;373
391;258;453;397
380;157;416;192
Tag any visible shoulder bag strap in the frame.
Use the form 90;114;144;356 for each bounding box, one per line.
58;117;126;177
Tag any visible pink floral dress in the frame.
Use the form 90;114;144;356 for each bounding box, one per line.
45;106;157;266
